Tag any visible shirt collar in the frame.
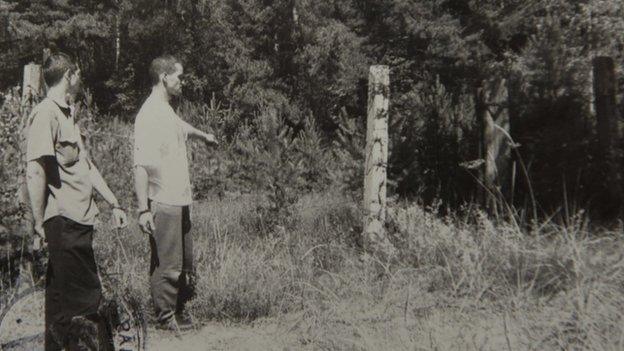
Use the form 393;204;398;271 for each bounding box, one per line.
49;98;72;119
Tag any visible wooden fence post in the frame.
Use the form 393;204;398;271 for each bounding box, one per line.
593;56;622;209
21;63;42;106
363;65;394;256
506;74;522;206
17;63;42;233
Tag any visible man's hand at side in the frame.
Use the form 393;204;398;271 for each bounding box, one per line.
112;207;128;229
134;165;154;235
33;222;47;251
138;211;155;235
87;158;130;230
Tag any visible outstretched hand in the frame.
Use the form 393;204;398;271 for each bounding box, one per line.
203;133;219;147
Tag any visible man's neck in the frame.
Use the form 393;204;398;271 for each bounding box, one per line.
150;85;170;104
47;85;69;107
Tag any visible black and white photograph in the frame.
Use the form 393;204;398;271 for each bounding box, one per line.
1;1;624;350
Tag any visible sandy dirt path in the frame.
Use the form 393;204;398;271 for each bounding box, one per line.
147;320;298;351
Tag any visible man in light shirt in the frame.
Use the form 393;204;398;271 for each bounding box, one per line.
133;55;218;332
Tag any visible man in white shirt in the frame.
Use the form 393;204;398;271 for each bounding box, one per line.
133;55;217;332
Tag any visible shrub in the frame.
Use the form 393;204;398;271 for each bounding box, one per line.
0;87;30;228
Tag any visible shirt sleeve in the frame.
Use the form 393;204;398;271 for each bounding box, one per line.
133;113;160;167
175;115;190;140
75;125;91;167
26;108;56;162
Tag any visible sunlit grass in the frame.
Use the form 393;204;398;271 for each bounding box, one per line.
87;190;624;350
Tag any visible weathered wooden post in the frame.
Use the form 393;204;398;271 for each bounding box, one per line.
15;62;43;267
506;73;522;205
593;56;622;210
363;65;394;256
17;63;42;235
19;62;42;148
19;62;43;174
21;63;42;105
476;78;511;216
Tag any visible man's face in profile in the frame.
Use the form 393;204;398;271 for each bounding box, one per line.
67;68;82;95
164;63;183;96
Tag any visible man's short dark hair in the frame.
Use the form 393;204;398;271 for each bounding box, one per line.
149;55;181;86
43;53;76;87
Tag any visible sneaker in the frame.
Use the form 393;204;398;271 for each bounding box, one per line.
155;318;182;338
175;312;195;331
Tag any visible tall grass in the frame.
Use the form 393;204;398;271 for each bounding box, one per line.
88;189;624;350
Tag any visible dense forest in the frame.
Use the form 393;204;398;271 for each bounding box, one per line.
2;0;624;219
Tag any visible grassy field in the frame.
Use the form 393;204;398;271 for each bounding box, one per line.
89;190;624;350
2;95;624;350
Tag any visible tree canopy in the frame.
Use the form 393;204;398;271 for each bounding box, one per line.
3;0;624;215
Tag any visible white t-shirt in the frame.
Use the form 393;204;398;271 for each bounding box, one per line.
133;95;192;206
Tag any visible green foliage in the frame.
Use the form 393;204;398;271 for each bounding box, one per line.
390;77;477;205
505;1;624;214
0;87;26;224
329;107;366;198
218;107;338;234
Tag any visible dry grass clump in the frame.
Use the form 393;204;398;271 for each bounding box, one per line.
388;205;574;300
274;199;624;350
186;191;361;321
520;233;624;350
92;191;363;324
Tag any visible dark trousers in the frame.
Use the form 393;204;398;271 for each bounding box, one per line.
44;216;111;351
148;201;194;324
